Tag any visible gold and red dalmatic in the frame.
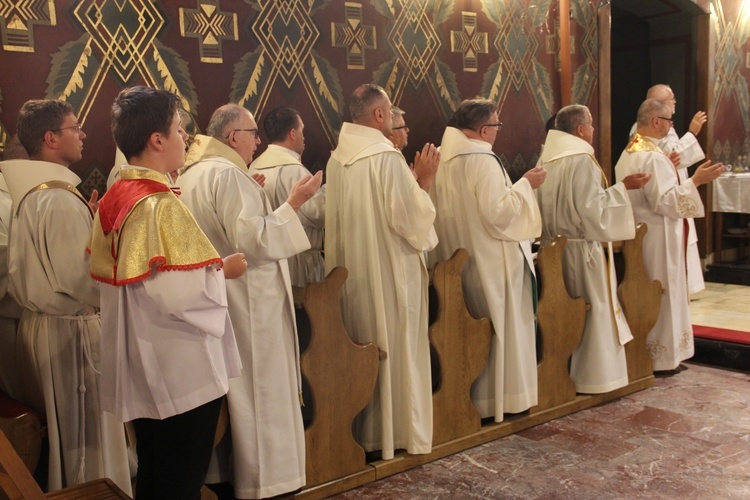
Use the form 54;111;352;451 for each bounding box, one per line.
88;168;222;285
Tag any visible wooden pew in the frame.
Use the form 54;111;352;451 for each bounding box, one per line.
0;429;130;500
533;236;586;412
429;249;491;446
296;268;380;488
617;223;660;381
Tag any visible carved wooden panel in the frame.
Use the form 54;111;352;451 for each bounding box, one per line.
298;267;379;488
430;248;491;446
533;236;586;412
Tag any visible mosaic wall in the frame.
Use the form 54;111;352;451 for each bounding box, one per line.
711;0;750;167
0;0;600;194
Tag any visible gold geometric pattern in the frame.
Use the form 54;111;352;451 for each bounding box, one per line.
331;2;376;70
0;0;56;52
180;0;238;64
252;0;320;88
389;1;441;85
494;9;541;93
73;0;164;84
450;12;488;73
543;18;575;72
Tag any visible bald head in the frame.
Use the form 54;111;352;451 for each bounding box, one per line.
646;84;676;114
349;84;393;136
206;104;246;141
206;103;260;164
635;98;673;140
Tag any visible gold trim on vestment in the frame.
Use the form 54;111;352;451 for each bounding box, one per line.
17;181;92;217
89;169;222;285
626;134;663;154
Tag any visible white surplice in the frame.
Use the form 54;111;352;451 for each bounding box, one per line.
615;136;704;371
0;160;130;493
179;136;309;499
251;144;326;287
536;130;634;393
630;124;705;293
430;127;539;420
325;122;436;459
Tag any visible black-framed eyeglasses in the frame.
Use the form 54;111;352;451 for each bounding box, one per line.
226;128;259;140
483;122;503;129
392;125;409;131
657;117;674;125
52;124;83;133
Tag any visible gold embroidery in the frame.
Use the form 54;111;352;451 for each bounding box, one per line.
89;169;221;284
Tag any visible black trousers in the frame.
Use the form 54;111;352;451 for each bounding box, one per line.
132;397;223;500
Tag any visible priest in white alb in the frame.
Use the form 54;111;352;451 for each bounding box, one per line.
325;84;439;459
537;104;650;393
0;100;130;493
178;103;321;499
629;84;707;294
250;107;326;287
430;97;546;420
615;98;723;372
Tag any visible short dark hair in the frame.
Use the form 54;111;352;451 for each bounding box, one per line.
449;98;498;131
349;84;387;122
111;86;181;160
263;107;300;143
16;99;74;156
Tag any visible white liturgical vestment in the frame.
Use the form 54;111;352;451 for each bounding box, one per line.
325;122;436;460
615;135;704;371
430;127;539;420
0;160;130;494
179;136;309;499
536;130;634;393
251;144;325;287
630;123;705;294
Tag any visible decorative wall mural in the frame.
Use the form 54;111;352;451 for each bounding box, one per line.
0;0;55;52
45;0;199;125
480;0;555;124
332;2;377;70
372;0;461;121
712;0;750;130
571;0;597;107
180;0;238;64
451;11;489;73
231;0;344;146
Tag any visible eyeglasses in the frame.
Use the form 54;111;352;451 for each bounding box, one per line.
483;122;503;129
226;128;259;140
52;124;83;133
392;126;409;131
657;117;674;125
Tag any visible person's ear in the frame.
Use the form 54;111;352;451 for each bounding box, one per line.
148;132;162;151
44;130;62;150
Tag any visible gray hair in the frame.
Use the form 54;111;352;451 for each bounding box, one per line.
636;98;670;127
555;105;590;135
206;104;245;140
392;106;405;116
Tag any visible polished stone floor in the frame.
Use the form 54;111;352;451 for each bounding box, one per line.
333;284;750;499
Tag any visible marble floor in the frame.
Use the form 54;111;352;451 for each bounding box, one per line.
332;283;750;499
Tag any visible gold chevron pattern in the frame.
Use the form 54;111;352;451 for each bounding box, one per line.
73;0;164;83
389;1;441;84
451;11;488;73
253;0;320;88
331;2;376;70
0;0;55;52
180;0;238;64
